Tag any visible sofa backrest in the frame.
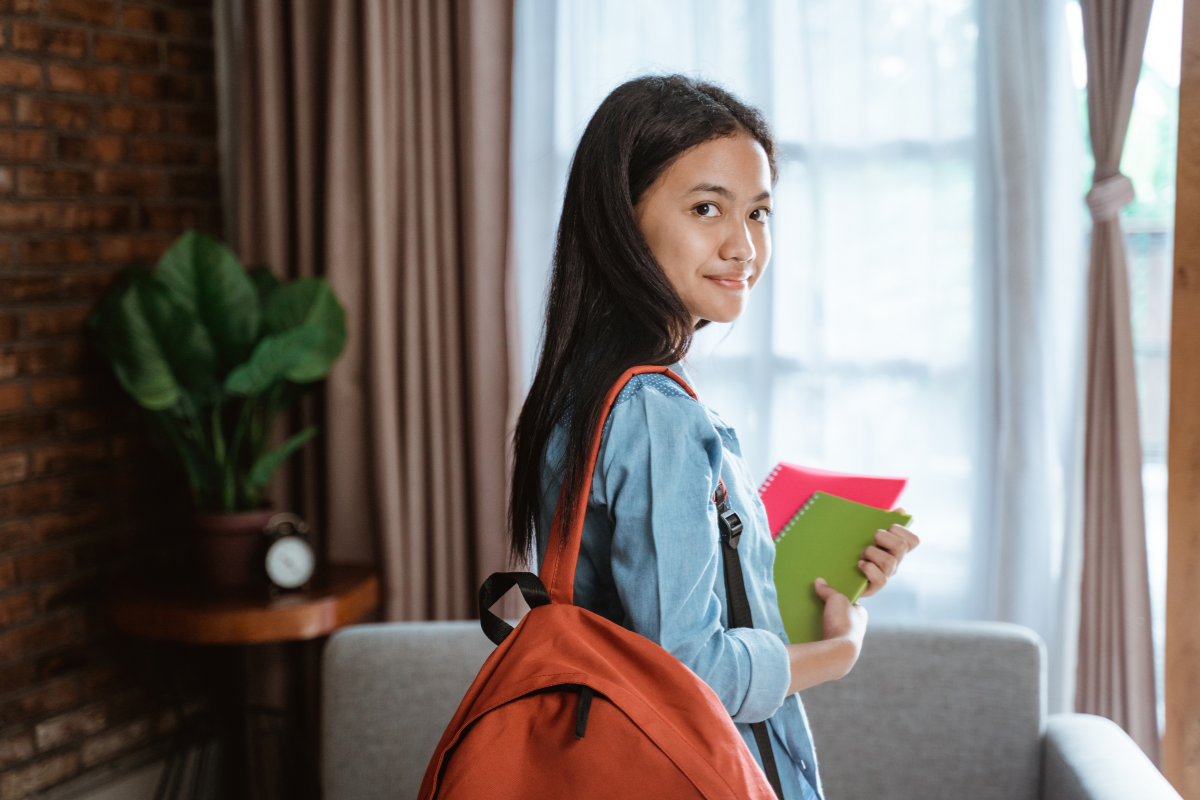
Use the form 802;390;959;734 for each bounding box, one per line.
802;622;1045;800
322;620;1045;800
323;621;494;800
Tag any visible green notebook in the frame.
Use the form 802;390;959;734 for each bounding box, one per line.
773;491;913;644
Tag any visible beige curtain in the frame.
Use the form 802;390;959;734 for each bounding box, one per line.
1076;0;1158;761
232;0;515;621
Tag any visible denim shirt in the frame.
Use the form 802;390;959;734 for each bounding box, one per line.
536;369;824;800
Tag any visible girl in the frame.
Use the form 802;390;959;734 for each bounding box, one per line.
510;75;919;800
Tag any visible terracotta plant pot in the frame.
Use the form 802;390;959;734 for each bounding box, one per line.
193;508;275;588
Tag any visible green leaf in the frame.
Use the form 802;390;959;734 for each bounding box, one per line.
247;426;317;489
134;274;220;405
261;278;347;382
222;325;325;396
155;230;260;373
91;274;181;410
248;266;282;306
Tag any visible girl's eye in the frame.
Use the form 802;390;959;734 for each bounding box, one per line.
695;203;719;218
750;208;771;222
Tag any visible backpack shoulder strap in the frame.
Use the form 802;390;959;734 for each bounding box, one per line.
539;365;696;606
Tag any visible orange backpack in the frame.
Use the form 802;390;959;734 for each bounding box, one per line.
417;366;781;799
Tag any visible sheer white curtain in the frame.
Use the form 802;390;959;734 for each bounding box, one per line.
512;0;1084;710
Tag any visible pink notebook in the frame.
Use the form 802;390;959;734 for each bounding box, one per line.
758;463;908;538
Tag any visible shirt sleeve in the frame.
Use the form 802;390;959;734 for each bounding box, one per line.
594;384;790;724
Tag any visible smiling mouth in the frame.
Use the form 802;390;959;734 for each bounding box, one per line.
705;274;751;290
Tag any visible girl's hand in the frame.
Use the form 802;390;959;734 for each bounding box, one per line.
857;509;920;599
815;577;867;649
785;579;868;694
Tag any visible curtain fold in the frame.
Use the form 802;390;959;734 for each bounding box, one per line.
974;0;1087;717
1076;0;1159;761
230;0;515;621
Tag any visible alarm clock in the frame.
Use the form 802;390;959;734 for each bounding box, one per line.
263;512;315;592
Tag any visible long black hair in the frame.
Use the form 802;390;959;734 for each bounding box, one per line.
509;74;777;566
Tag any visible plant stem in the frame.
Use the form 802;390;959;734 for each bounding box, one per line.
225;396;254;511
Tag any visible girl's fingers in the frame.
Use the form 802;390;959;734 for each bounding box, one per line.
858;559;888;596
874;528;911;557
889;524;920;550
862;544;898;576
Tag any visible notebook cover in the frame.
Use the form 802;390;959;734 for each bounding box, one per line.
773;491;913;644
759;463;907;537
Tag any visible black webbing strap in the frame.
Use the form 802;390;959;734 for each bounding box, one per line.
715;480;785;800
478;571;551;646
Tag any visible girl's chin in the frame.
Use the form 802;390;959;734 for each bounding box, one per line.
692;302;748;325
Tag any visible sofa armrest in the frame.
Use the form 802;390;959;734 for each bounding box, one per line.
1043;713;1180;800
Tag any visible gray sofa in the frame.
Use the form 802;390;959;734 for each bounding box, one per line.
322;620;1180;800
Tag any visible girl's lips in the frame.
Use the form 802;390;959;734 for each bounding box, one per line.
705;275;750;290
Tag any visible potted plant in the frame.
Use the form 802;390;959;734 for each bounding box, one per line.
90;230;347;586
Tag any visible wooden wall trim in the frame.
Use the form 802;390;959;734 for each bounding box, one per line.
1165;0;1200;794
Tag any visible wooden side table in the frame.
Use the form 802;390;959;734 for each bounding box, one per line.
104;566;380;800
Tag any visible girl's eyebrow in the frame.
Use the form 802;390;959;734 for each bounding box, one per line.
686;183;771;203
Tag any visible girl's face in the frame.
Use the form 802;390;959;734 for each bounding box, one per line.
634;133;773;325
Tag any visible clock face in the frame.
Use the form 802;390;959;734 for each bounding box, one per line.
265;536;315;589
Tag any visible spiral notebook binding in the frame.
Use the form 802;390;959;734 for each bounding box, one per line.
774;492;821;543
758;463;784;496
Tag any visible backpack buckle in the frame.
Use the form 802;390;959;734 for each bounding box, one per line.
718;507;743;549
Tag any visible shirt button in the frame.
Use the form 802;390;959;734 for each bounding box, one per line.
800;760;807;771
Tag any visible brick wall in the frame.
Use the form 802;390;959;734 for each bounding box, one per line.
0;1;222;797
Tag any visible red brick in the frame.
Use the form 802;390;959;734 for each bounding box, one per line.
0;412;55;446
48;64;120;95
35;703;106;750
93;169;161;197
34;505;106;542
21;238;94;266
0;346;57;378
31;440;106;475
128;71;192;101
128;139;198;165
170;173;218;199
98;104;161;133
0;751;79;797
61;205;131;231
0;520;33;550
166;43;213;73
0;732;34;770
94;34;159;66
0;383;24;411
0;130;48;161
0;480;64;517
38;572;100;611
0;592;34;626
59;341;83;369
16;96;91;129
61;270;117;300
0;0;40;14
0;450;27;483
99;234;169;263
26;306;89;337
0;315;15;341
121;6;165;32
0;203;58;232
0;620;75;667
17;167;92;197
11;22;88;59
59;134;123;163
0;167;13;194
0;560;13;590
47;0;114;26
142;204;201;230
81;718;150;767
167;108;215;136
0;57;42;89
0;276;58;301
14;547;71;583
32;376;85;405
0;94;12;125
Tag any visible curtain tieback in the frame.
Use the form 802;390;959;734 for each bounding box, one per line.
1085;173;1135;223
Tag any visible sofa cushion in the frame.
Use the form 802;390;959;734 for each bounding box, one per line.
801;622;1044;800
